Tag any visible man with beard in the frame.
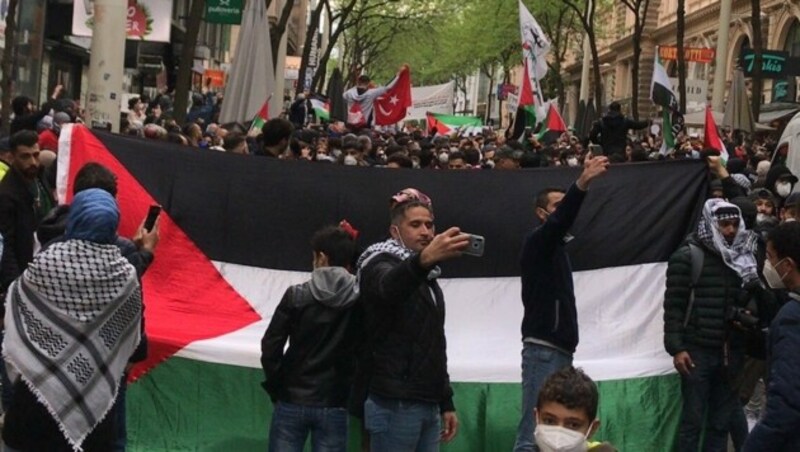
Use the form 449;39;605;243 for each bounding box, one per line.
664;199;760;452
0;130;55;296
357;188;469;450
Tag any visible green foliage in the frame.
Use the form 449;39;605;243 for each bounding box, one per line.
362;0;583;100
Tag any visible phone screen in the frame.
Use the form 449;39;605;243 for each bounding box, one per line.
144;205;161;232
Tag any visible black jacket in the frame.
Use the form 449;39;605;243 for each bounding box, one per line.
520;183;586;353
10;100;56;135
3;380;116;451
0;168;54;294
589;111;648;156
261;267;361;407
359;252;455;412
289;98;310;128
743;291;800;452
663;236;749;355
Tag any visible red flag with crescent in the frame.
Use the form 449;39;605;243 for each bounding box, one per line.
374;67;412;126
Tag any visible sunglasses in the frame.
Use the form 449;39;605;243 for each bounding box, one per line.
390;188;432;209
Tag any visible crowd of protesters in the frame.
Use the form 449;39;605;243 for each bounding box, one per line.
2;81;800;452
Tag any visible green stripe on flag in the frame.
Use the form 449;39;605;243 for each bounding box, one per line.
430;113;483;128
128;357;681;451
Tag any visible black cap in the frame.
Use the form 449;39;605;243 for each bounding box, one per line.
778;173;799;184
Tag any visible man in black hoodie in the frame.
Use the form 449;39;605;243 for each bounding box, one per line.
261;224;361;450
514;153;609;452
588;102;649;158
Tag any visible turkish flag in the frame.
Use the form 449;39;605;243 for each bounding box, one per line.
374;67;412;126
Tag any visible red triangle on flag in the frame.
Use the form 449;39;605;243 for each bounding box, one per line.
518;61;535;107
703;105;728;159
426;112;452;136
63;126;262;380
545;104;568;133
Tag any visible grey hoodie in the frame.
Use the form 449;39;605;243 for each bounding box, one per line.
308;267;359;309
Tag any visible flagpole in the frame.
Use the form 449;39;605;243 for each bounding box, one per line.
711;0;733;112
578;35;591;102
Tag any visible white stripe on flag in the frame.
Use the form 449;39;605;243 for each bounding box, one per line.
176;262;674;383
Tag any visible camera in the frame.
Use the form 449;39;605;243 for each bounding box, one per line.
727;298;759;330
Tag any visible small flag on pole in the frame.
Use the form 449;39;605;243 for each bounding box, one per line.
249;95;271;132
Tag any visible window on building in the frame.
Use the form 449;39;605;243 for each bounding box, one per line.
785;19;800;56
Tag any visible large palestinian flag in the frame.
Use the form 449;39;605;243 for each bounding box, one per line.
56;125;706;451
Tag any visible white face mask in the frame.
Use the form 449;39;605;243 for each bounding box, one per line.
535;424;588;452
776;181;793;198
567;157;579;167
438;152;449;163
756;213;770;225
763;258;789;289
343;155;358;166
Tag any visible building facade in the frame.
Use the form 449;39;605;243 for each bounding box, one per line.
2;0;313;112
563;0;800;124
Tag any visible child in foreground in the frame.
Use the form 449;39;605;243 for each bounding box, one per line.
534;366;617;452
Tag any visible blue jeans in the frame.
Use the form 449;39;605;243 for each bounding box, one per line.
678;347;743;452
513;342;573;452
268;401;348;452
364;393;441;452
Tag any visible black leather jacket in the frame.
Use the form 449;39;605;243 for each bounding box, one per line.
358;252;455;412
261;267;361;407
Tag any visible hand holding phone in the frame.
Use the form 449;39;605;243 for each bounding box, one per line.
462;234;485;257
144;205;162;232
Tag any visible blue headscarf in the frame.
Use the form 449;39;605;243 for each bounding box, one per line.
65;188;120;244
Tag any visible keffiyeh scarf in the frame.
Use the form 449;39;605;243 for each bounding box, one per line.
356;238;441;284
696;199;760;286
3;239;142;451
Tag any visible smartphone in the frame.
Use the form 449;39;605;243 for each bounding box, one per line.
144;205;162;232
463;234;485;257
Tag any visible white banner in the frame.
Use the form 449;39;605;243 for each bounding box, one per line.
73;0;173;43
180;261;673;383
406;81;454;120
668;77;708;112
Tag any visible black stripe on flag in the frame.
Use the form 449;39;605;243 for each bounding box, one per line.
95;132;707;278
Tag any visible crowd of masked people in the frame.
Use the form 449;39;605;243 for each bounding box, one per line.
1;85;800;452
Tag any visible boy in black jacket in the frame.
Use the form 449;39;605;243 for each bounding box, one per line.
261;224;361;451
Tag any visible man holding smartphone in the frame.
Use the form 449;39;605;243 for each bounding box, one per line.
514;153;610;452
356;188;469;451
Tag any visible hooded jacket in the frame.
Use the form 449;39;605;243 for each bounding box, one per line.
261;266;361;407
765;164;797;201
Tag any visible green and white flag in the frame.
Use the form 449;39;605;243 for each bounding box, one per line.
651;50;681;156
310;97;330;121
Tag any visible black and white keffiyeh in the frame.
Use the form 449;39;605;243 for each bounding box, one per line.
697;199;760;285
3;239;142;451
356;238;441;283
